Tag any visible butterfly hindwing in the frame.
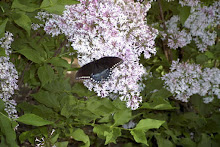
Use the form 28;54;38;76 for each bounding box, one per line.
91;68;111;83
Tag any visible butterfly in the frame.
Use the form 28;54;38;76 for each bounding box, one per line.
75;56;123;83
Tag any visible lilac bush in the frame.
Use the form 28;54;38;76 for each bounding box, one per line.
0;32;18;120
0;0;219;146
36;0;158;110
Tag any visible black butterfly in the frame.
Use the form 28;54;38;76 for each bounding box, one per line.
75;56;123;83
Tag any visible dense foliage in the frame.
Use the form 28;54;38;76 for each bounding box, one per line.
0;0;219;146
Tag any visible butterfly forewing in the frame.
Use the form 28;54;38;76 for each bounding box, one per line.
92;57;122;74
97;57;123;69
75;56;123;82
75;61;95;79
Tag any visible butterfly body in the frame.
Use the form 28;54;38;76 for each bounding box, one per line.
75;57;123;83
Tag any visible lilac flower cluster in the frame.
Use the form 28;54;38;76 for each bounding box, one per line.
36;0;158;110
161;60;220;103
162;1;219;52
162;15;192;49
31;23;44;30
184;1;220;52
179;0;200;7
0;32;18;120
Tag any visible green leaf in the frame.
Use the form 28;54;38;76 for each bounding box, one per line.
113;109;132;126
72;83;95;97
12;12;31;36
19;127;48;144
98;114;111;123
11;0;39;12
164;130;178;144
0;18;8;38
205;51;214;59
178;138;196;147
198;134;212;147
130;117;165;145
141;99;174;110
155;135;175;147
18;102;56;119
43;78;71;92
86;97;116;116
71;128;90;147
55;141;68;147
31;90;60;110
104;128;121;145
141;102;174;110
130;130;148;146
93;124;110;139
141;88;174;110
41;4;65;15
47;57;70;69
51;133;59;144
40;0;79;15
112;98;127;110
16;114;53;126
17;47;44;63
142;78;164;95
134;118;165;131
150;88;172;100
40;0;59;8
212;133;220;146
196;54;208;64
57;0;80;5
77;109;99;124
0;46;6;57
0;112;18;147
179;6;191;24
38;64;55;86
27;40;48;59
60;96;77;118
0;98;6;113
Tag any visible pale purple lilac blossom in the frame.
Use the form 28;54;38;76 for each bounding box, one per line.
0;32;18;120
122;120;136;129
136;0;143;2
31;23;44;30
162;60;220;103
161;15;192;49
151;0;199;7
179;0;200;7
162;1;219;52
36;0;158;110
184;1;220;52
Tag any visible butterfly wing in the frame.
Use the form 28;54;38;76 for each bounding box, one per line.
90;68;111;83
75;56;123;82
92;57;123;74
75;61;95;79
90;57;123;82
